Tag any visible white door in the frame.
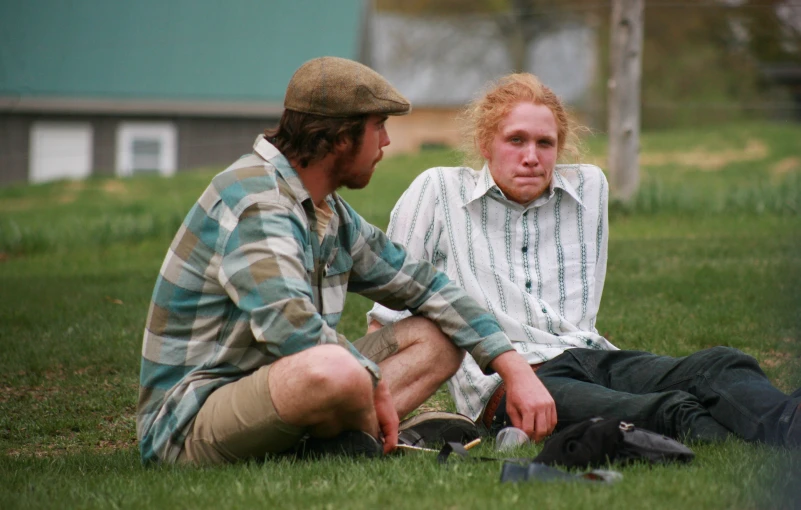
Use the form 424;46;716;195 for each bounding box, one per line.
29;122;93;183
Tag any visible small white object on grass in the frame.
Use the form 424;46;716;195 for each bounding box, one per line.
495;427;531;451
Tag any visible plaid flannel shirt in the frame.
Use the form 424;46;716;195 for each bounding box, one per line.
137;136;515;464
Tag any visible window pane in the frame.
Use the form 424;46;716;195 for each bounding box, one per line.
132;138;162;173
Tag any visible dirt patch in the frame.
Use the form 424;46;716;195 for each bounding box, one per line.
0;194;76;211
56;194;77;204
0;365;119;404
4;427;137;458
102;180;129;194
0;384;62;404
0;198;39;212
64;181;87;192
772;157;800;176
640;139;769;171
762;349;792;369
94;437;137;453
5;443;82;458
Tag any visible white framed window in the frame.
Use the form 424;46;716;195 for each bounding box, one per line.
29;122;93;183
115;122;177;177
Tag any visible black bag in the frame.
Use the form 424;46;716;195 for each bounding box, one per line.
533;417;695;469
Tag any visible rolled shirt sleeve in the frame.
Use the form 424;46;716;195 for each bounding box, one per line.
345;200;514;374
367;171;436;328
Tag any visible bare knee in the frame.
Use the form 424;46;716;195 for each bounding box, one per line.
269;344;375;424
396;316;464;376
303;345;374;407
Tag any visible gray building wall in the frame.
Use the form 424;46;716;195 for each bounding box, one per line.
174;117;278;172
0;114;279;186
0;116;32;184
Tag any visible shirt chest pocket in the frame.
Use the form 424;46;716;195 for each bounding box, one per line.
302;244;315;274
323;248;353;278
319;248;352;317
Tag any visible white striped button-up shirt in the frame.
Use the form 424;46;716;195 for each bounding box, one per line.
368;163;618;421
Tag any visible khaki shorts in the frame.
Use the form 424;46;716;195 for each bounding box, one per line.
178;324;398;465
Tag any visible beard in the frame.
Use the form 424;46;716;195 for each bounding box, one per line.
333;149;379;190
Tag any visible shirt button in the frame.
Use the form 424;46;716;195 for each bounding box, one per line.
522;245;528;253
525;280;532;289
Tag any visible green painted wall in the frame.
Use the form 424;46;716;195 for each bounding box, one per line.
0;0;364;102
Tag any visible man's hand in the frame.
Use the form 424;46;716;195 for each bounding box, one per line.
489;350;556;442
367;321;400;453
373;379;399;454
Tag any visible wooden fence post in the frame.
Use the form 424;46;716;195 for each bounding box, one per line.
608;0;644;202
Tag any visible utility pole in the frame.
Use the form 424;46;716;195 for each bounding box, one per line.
607;0;644;202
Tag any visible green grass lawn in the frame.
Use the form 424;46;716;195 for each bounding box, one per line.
1;121;800;509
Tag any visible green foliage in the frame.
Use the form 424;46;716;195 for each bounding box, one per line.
376;0;801;129
591;120;801;214
1;122;800;509
1;446;800;510
0;173;208;255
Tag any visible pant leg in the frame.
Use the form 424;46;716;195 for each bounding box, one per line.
180;326;402;465
181;364;305;465
536;372;731;441
539;347;799;446
637;346;798;446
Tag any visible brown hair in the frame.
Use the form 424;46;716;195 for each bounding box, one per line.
459;73;585;168
265;110;368;168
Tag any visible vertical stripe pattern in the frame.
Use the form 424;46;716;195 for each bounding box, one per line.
368;164;615;421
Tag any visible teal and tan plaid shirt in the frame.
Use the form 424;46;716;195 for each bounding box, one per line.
137;136;515;464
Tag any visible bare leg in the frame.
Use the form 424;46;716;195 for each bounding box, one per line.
269;317;463;442
268;344;379;438
377;316;465;418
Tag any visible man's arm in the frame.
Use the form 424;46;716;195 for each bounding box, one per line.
489;351;557;442
346;199;561;441
366;170;439;327
371;318;558;442
348;211;515;372
219;201;381;380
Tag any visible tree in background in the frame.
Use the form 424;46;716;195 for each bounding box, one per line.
375;0;567;72
373;0;801;129
637;0;800;128
743;0;801;64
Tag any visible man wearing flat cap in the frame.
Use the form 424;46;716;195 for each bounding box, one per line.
137;57;554;466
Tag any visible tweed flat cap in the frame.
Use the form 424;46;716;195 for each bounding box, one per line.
285;56;411;117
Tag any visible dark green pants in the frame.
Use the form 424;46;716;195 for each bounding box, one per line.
535;346;799;446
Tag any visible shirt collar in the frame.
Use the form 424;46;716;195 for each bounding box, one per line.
465;162;586;210
253;134;315;205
